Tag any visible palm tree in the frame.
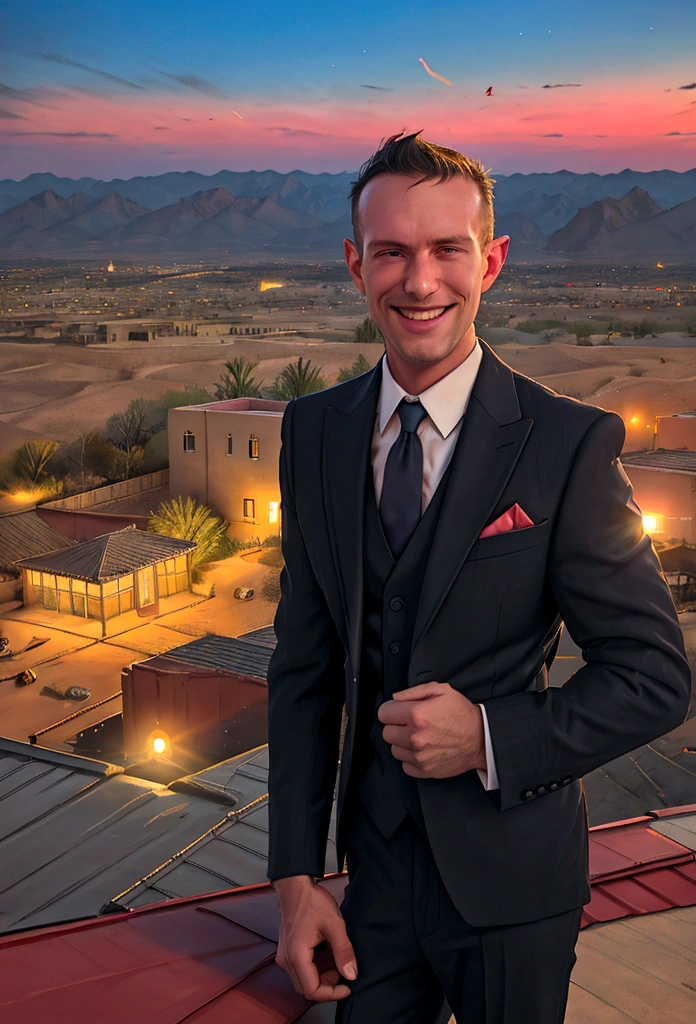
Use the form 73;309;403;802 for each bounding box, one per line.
336;353;373;383
268;356;327;399
215;357;263;399
14;440;60;485
354;317;384;345
148;495;229;582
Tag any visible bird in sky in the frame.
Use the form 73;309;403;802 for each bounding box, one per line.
486;86;493;96
418;58;452;87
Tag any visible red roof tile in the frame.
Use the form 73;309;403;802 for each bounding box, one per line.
2;815;696;1022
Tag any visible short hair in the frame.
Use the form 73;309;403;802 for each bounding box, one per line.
348;130;495;256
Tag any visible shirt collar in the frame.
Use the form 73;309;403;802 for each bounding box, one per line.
377;340;483;438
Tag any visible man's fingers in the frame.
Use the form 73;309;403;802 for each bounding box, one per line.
323;913;358;981
291;949;322;1000
391;682;446;700
377;699;419;725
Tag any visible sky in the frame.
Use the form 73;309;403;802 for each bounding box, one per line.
1;0;696;180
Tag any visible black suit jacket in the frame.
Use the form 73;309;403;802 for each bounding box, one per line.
267;342;691;926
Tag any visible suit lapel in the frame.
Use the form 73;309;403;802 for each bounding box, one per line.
413;343;533;652
322;363;382;675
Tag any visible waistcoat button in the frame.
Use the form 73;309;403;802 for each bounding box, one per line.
389;642;401;656
389;596;404;612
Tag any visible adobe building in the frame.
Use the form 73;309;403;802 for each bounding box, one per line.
654;410;696;451
620;411;696;544
15;526;196;635
121;628;276;761
168;397;287;542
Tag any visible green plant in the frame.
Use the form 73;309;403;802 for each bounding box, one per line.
353;317;384;345
336;353;373;383
148;495;230;583
12;440;60;485
268;356;327;399
215;357;263;399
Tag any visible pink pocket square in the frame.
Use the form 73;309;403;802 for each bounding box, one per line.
479;504;535;539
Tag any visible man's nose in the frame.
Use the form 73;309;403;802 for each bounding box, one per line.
402;255;439;299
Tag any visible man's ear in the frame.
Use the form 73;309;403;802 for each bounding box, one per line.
344;237;367;296
481;235;510;294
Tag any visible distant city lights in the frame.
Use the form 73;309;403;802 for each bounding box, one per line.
260;280;284;292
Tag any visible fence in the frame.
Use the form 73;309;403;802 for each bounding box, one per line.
43;470;169;511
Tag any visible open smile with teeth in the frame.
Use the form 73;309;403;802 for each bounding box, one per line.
396;305;453;321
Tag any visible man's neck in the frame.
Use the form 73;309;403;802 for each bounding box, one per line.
385;328;477;395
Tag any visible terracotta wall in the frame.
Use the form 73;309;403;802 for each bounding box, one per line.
656;417;696;451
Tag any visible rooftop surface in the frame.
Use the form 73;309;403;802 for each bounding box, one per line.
177;397;288;414
1;809;695;1024
148;632;275;679
621;448;696;472
0;509;77;571
15;525;196;582
0;737;259;933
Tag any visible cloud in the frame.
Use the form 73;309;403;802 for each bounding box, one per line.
542;83;581;89
594;134;608;138
0;108;26;119
360;84;392;91
665;130;696;136
263;125;334;138
678;82;696;90
153;126;169;130
155;71;228;98
534;132;564;137
1;130;117;138
39;53;147;91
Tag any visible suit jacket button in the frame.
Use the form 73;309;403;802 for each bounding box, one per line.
389;642;401;656
560;775;572;786
389;597;404;612
521;789;534;801
534;784;547;796
548;781;559;791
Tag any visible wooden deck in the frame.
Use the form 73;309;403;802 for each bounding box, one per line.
566;905;696;1023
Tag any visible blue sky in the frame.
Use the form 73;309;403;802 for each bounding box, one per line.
2;1;696;178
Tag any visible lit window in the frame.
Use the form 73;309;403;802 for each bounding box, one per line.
183;430;195;452
249;435;259;459
269;501;279;523
243;498;255;518
642;513;663;534
226;433;233;455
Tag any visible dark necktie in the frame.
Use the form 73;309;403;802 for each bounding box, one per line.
379;398;428;559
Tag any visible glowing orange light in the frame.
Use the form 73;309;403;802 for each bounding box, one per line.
642;514;663;534
260;280;284;292
630;416;639;425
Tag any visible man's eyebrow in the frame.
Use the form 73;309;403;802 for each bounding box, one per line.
366;235;474;250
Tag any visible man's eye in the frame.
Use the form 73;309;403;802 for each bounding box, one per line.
440;247;460;254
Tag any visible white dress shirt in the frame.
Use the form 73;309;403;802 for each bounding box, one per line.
371;341;499;791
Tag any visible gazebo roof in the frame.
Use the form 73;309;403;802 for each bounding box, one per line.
15;526;195;583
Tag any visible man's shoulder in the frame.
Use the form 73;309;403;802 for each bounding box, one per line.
283;368;379;426
498;354;616;432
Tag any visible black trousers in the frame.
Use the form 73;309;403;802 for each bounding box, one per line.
335;804;582;1024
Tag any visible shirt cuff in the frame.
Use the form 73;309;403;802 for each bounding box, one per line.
476;704;499;791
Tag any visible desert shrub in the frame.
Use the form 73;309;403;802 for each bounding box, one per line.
337;353;373;383
515;320;567;335
267;357;327;399
142;429;169;472
148;495;229;582
258;546;284;568
262;569;282;603
628;366;645;377
215;357;262;399
354;317;384;345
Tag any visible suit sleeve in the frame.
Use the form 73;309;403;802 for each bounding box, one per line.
266;400;347;880
483;411;692;812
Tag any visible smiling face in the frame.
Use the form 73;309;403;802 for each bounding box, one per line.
344;173;509;391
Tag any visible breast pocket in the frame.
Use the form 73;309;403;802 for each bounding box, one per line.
466;519;550;561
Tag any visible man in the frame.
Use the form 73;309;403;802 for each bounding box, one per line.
266;132;691;1024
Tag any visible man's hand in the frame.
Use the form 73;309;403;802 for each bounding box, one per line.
274;874;357;1002
378;681;486;778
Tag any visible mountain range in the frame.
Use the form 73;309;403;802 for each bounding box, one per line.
1;167;696;258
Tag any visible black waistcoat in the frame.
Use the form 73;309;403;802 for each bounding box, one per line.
353;464;454;839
